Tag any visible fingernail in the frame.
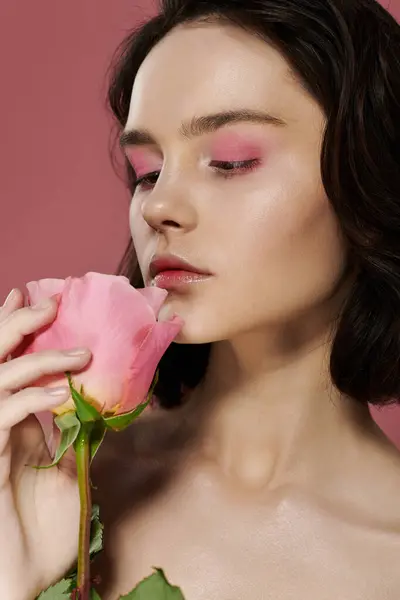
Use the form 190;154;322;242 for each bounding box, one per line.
64;347;90;356
3;288;18;306
31;297;53;310
46;386;69;397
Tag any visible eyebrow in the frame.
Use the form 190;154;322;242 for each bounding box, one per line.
119;109;287;149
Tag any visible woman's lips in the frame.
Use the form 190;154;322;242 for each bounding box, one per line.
152;270;211;290
148;254;212;289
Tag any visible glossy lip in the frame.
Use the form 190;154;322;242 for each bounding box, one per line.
152;270;211;291
148;254;212;284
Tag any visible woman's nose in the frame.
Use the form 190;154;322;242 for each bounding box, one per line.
141;182;197;234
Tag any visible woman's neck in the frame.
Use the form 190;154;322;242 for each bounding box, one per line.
184;327;375;492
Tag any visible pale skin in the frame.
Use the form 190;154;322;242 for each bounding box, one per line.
1;19;400;600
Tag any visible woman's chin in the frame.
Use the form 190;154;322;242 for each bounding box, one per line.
162;297;226;344
172;326;209;345
171;319;223;345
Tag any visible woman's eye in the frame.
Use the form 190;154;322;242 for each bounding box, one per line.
133;159;260;191
134;171;160;191
210;159;260;178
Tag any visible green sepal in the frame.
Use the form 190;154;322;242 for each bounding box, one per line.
103;396;150;431
66;372;102;423
32;411;81;470
150;369;159;393
89;419;106;462
103;369;159;432
119;568;186;599
148;368;159;399
35;578;73;599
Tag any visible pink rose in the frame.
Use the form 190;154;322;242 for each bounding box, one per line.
21;272;183;416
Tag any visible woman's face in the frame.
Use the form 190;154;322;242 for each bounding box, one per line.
125;22;347;344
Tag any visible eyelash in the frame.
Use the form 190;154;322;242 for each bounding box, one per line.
133;159;260;191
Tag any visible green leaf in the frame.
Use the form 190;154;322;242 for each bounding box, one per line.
89;504;104;558
36;578;73;599
119;568;186;599
66;372;102;423
91;589;102;600
33;412;81;470
103;396;150;432
90;419;106;462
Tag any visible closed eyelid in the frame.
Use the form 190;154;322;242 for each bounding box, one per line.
133;159;260;193
124;127;268;161
126;131;269;179
125;148;163;179
209;135;266;162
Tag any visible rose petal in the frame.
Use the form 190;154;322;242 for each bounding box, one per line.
118;314;184;413
137;287;168;318
23;273;184;417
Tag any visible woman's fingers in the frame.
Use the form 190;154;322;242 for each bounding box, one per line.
0;298;61;361
0;386;70;432
0;348;91;393
0;289;24;323
0;289;91;459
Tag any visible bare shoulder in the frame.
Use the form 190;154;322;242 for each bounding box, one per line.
320;427;400;593
328;422;400;531
359;425;400;526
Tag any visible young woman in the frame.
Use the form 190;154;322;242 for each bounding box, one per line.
0;0;399;598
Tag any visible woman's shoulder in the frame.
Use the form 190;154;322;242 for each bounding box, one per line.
320;426;400;540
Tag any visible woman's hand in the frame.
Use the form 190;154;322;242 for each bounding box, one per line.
0;289;91;600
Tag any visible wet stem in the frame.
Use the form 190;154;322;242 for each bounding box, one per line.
75;424;92;600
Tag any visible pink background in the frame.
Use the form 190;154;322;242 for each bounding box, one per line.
1;0;399;444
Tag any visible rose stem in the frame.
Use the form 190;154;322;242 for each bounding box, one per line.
75;424;92;600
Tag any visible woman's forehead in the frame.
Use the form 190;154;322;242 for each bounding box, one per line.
127;23;311;138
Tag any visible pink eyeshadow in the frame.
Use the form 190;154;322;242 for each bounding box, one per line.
210;132;266;161
125;148;162;178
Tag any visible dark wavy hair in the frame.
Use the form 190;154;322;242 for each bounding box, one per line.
107;0;400;410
